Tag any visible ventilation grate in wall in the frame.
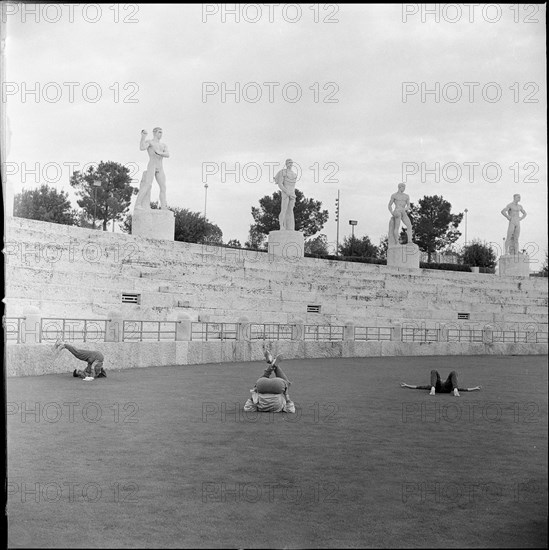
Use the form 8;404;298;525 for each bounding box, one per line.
122;293;141;304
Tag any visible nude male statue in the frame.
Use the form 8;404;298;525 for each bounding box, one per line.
274;158;297;231
135;127;169;210
501;194;527;255
388;183;413;245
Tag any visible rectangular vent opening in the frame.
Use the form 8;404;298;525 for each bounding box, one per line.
457;313;470;320
122;293;141;304
307;305;321;314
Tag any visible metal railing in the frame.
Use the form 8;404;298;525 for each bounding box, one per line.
447;329;484;343
4;317;26;343
191;322;238;341
354;326;392;341
490;330;548;344
402;328;440;342
40;318;108;343
122;320;178;342
304;325;344;341
250;323;293;340
3;317;548;347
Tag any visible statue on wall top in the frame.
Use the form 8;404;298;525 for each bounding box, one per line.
135;127;169;210
501;194;527;255
274;158;297;231
388;183;413;245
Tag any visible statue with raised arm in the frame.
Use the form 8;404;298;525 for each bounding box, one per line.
388;183;413;245
501;194;527;255
274;158;297;231
135;127;169;210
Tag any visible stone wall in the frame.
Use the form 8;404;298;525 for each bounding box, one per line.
6;339;546;377
4;216;547;376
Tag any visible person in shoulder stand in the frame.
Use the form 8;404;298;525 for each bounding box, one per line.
244;346;295;413
53;340;107;381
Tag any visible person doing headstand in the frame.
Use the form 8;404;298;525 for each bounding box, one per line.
53;339;107;380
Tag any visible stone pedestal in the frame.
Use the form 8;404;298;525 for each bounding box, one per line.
498;253;530;277
387;243;420;269
132;208;175;241
268;230;304;259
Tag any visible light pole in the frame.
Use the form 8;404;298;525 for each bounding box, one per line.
349;219;357;256
464;208;468;246
335;190;340;257
204;183;208;219
92;179;101;229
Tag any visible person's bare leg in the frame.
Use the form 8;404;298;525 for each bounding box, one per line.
286;198;295;231
447;371;460;396
513;224;520;254
388;217;396;245
506;223;516;254
272;362;291;385
143;166;155;205
135;171;152;209
402;212;413;243
392;214;401;244
156;169;167;209
430;370;441;395
279;194;289;230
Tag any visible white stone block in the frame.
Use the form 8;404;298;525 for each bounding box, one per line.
132;209;175;241
498;253;530;277
387;244;420;269
267;230;304;259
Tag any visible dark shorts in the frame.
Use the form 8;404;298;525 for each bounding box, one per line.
256;377;287;394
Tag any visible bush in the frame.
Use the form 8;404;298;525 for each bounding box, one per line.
305;253;386;265
461;240;497;268
420;262;472;272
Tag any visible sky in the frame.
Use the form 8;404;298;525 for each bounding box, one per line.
3;3;547;265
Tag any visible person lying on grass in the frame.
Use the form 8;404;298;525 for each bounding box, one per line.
52;340;107;381
244;347;295;413
400;370;481;396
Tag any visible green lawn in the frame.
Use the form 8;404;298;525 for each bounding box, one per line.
7;355;548;548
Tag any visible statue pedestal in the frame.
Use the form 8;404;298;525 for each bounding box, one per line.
498;253;530;277
268;230;304;259
387;243;420;269
132;208;175;241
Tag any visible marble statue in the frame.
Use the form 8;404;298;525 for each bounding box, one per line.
135;127;169;210
388;183;413;245
274;158;297;231
501;194;527;255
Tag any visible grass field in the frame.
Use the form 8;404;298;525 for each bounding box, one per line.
7;354;548;548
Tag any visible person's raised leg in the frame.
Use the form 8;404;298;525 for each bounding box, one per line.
430;370;441;395
446;371;460;396
63;343;90;362
260;346;276;378
272;362;291;386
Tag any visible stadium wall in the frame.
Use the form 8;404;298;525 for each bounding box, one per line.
5;216;548;376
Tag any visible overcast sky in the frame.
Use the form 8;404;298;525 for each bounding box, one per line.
4;3;547;264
